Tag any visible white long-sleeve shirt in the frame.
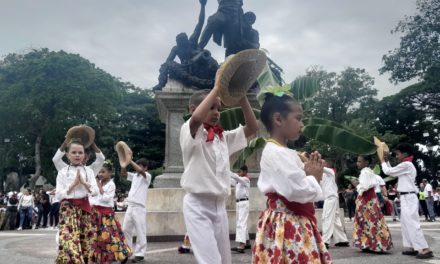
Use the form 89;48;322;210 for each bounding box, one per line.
55;165;98;201
381;161;418;193
52;149;105;176
320;167;338;199
357;167;377;196
257;142;323;203
230;172;250;200
94;180;116;208
18;194;34;209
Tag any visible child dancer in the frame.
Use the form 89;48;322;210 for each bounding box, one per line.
252;93;331;263
55;139;98;263
381;143;433;259
352;155;392;252
121;159;151;263
180;88;258;264
320;160;349;249
230;165;251;253
94;161;132;264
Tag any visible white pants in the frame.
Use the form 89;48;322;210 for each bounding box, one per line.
400;193;428;250
322;196;348;244
123;205;147;257
235;200;249;244
183;193;231;264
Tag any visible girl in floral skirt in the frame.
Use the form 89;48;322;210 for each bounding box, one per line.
55;139;98;263
252;92;332;264
352;155;393;252
93;161;132;263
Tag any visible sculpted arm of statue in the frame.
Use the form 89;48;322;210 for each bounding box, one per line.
165;46;178;63
189;0;207;45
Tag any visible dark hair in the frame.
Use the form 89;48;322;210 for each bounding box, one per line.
102;162;113;172
66;138;84;151
240;165;248;172
136;158;149;168
358;155;372;165
189;89;211;107
395;143;414;156
260;94;297;133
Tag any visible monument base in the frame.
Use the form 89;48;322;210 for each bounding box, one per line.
153;172;183;188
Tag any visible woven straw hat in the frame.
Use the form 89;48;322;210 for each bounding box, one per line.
216;49;267;106
374;136;390;161
65;125;95;148
115;141;133;168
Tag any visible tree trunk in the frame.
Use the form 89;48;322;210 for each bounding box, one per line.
29;134;42;189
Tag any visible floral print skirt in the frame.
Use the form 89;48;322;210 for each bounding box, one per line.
56;201;96;264
252;198;332;264
352;188;393;252
93;209;132;263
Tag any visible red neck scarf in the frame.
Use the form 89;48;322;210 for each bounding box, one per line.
403;155;414;162
204;123;224;142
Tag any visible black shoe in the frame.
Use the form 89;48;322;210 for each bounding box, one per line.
402;250;418;256
244;244;252;249
121;257;129;264
178;246;190;254
324;243;329;249
131;256;144;263
416;251;433;259
335;242;350;247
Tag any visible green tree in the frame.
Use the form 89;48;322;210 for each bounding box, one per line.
0;49;124;188
380;0;440;83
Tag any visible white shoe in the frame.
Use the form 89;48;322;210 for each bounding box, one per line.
17;227;22;230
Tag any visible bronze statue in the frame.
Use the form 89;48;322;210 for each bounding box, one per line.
153;0;219;91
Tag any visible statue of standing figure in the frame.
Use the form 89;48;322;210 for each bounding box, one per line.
153;0;219;91
198;0;260;57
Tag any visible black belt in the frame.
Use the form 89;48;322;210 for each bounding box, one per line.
236;198;249;202
399;192;416;195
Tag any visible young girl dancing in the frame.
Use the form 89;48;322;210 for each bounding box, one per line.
55;139;98;263
94;161;132;263
252;93;331;264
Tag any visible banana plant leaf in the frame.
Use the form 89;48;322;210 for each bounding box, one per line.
373;164;381;175
290;76;321;102
303;118;354;132
233;137;266;170
219;107;260;131
384;176;397;183
344;175;358;181
302;125;377;155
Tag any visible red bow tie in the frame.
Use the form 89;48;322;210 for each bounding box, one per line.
204;123;224;142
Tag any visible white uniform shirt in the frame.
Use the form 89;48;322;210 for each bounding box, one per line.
424;183;433;198
381;161;418;193
126;172;151;207
375;175;386;193
94;180;116;208
55;165;98;201
230;172;250;200
357;167;377;196
52;149;105;176
320;167;338;199
180;119;247;197
257;142;323;203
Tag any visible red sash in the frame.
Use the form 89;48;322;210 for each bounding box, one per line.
94;205;114;216
64;197;92;213
266;192;317;225
360;188;376;201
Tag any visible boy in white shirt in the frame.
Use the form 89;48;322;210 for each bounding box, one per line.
121;158;152;263
230;165;251;253
180;88;258;264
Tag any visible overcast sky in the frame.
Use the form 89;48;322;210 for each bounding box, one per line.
0;0;418;98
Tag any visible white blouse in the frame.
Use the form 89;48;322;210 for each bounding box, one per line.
257;142;323;203
94;180;116;208
56;165;98;201
52;149;105;176
357;167;377;196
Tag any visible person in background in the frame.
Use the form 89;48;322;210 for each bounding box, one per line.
344;184;356;222
0;189;20;230
47;188;60;229
418;183;429;221
388;184;398;221
36;189;51;229
17;189;35;231
422;179;436;222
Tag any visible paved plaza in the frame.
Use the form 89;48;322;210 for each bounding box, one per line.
1;217;440;264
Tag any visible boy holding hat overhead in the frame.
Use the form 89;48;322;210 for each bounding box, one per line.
120;158;151;263
180;87;258;264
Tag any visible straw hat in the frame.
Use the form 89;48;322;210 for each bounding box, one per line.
65;125;95;148
374;136;389;161
216;49;267;106
115;141;133;168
